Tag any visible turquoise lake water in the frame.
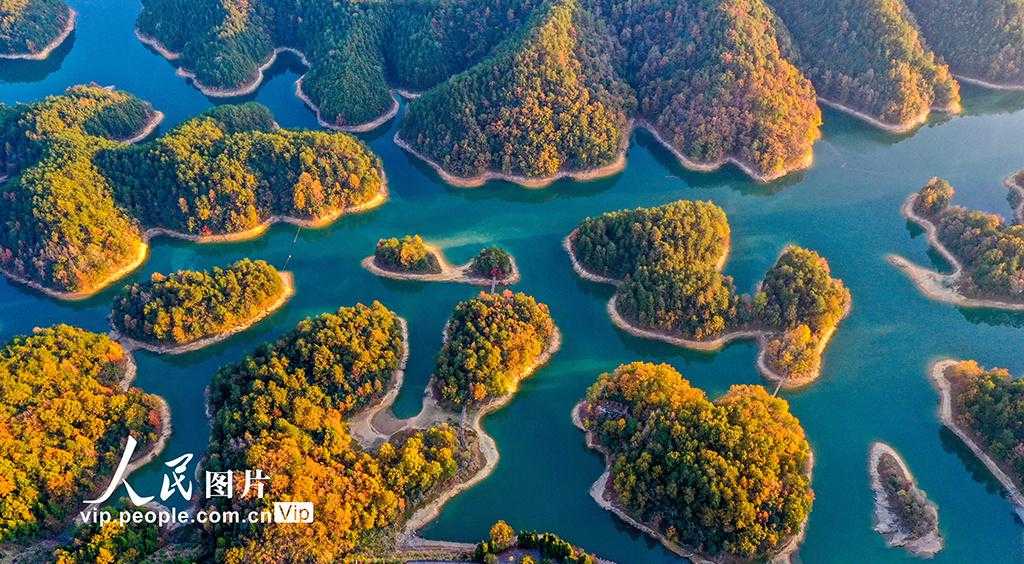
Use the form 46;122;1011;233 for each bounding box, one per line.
3;1;1024;561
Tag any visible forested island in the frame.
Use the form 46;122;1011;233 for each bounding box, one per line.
434;291;558;408
0;0;75;60
868;442;942;557
890;178;1024;310
0;325;165;544
765;0;961;131
110;259;293;353
930;359;1024;516
0;88;384;299
567;201;851;387
904;0;1024;89
574;362;814;562
474;521;600;563
364;235;520;285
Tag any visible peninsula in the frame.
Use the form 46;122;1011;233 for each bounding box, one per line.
868;442;943;557
474;522;603;564
0;90;386;299
0;0;75;60
363;235;520;286
889;178;1024;310
566;200;851;387
930;359;1024;519
574;362;814;563
202;292;560;561
110;259;294;354
0;325;166;545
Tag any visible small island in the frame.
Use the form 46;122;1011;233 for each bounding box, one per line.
574;362;814;562
889;177;1024;311
203;295;561;561
567;200;851;387
1006;170;1024;224
0;0;76;60
474;521;601;564
362;235;520;286
868;442;943;557
929;359;1024;518
0;325;167;545
110;259;293;354
0;90;385;299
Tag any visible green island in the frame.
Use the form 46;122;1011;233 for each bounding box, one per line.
929;359;1024;517
110;259;293;354
0;87;385;299
868;442;942;557
566;200;851;387
474;520;600;564
889;177;1024;310
137;0;821;183
0;325;166;545
574;362;814;562
904;0;1024;89
364;235;520;286
765;0;961;132
0;0;75;60
201;295;560;561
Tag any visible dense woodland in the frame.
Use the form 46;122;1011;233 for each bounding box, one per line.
0;86;155;293
0;0;72;56
766;0;960;125
374;235;442;274
0;325;161;542
111;259;285;346
469;247;515;280
905;0;1024;86
100;103;384;237
434;291;557;408
52;506;163;563
0;91;382;296
571;202;849;378
205;302;467;561
945;360;1024;485
579;362;813;560
914;178;1024;300
475;521;599;563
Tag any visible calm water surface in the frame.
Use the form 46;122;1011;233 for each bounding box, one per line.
3;1;1024;562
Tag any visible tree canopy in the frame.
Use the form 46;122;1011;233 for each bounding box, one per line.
469;247;515;280
578;362;813;560
0;325;161;542
111;258;286;346
434;291;557;408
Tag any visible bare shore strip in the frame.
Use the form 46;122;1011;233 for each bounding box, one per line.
0;8;76;61
134;28;181;60
174;47;308;98
344;319;561;555
954;73;1024;92
296;80;400;133
1;185;385;301
572;403;811;564
867;442;943;557
564;232;845;389
393;130;628;189
888;193;1024;311
116;109;164;144
816;97;961;135
929;359;1024;520
110;271;295;355
360;245;520;287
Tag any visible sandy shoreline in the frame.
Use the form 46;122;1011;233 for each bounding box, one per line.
0;8;76;61
565;231;844;388
867;442;943;557
929;360;1024;519
361;244;520;286
889;193;1024;311
572;402;810;563
111;271;295;355
393;129;628;189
